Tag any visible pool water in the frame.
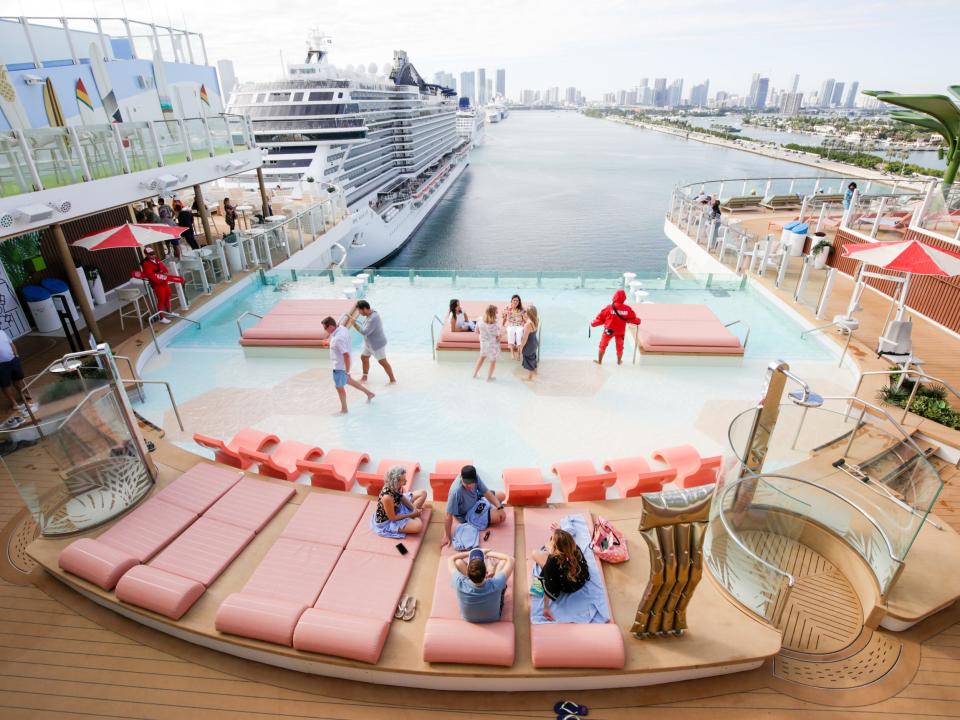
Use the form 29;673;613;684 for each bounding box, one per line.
139;273;848;499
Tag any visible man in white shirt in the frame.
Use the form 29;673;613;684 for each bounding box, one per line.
0;329;36;424
321;316;375;414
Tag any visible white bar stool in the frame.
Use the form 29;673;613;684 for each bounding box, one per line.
117;288;151;331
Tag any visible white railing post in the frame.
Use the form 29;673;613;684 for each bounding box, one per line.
15;130;43;191
148;121;164;166
871;197;887;238
110;125;131;173
200;117;215;157
123;19;138;60
794;255;811;302
759;239;773;277
841;188;858;228
764;179;772;199
789;179;796;194
799;195;809;223
913;179;937;231
67;126;92;181
749;242;762;274
816;268;837;319
19;17;43;69
62;17;80;65
776;248;790;287
813;178;821;196
815;203;828;233
176;119;192;161
718;181;724;200
741;180;748;195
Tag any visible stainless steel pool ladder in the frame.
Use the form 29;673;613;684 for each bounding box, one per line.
146;312;201;355
800;320;856;368
236;311;264;341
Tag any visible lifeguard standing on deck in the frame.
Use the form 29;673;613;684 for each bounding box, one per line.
140;247;182;324
590;289;640;365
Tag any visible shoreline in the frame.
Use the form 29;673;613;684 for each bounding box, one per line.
609;117;927;190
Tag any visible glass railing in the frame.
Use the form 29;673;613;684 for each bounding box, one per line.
724;398;942;593
1;113;255;199
1;347;157;536
677;176;920;203
915;182;960;240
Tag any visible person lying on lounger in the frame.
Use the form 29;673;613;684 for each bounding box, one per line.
370;465;428;538
531;526;589;621
441;465;506;548
449;548;515;623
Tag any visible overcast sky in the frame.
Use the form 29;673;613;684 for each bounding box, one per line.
23;0;960;99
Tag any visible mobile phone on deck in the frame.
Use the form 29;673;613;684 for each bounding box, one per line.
395;542;408;555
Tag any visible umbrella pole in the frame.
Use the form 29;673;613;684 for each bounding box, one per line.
52;222;103;343
896;272;912;322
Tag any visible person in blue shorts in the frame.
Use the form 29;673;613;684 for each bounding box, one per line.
0;330;36;428
441;465;506;548
321;316;374;414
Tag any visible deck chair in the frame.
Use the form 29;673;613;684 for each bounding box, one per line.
192;428;279;470
551;461;616;502
429;459;472;501
502;467;552;505
651;446;722;488
356;459;421;496
760;194;802;210
877;319;924;378
296;449;371;491
240;440;324;482
603;457;677;498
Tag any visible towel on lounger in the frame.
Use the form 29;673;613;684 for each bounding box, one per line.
530;515;611;625
370;491;416;539
452;498;491;550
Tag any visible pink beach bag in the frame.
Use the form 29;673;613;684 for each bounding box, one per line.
591;516;629;564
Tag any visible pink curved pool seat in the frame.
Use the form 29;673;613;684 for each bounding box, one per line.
429;459;472;501
115;564;205;620
356;459;421;496
96;497;197;562
423;508;516;666
192;429;279;470
154;463;244;514
651;445;722;488
503;467;552;506
203;477;297;533
551;461;616;502
603;457;677;498
628;304;745;356
296;449;371;491
216;594;310;646
240;441;324;482
148;517;254;587
58;538;138;591
436;301;511;351
524;508;624;669
347;505;433;557
280;492;368;547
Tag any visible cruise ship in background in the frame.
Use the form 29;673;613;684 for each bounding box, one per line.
226;33;470;267
456;97;485;147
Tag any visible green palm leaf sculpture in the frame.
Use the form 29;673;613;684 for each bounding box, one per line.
864;88;960;194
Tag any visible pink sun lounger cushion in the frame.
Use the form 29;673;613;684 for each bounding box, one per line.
293;608;391;664
551;461;616;502
637;321;743;352
58;538;139;591
651;445;722;487
280;492;369;547
346;505;432;557
154;463;244;514
191;430;279;470
202;477;296;533
296;449;371;492
215;593;310;647
115;564;205;620
524;507;625;669
148;517;254;587
503;467;552;506
423;508;516;666
242;538;342;607
240;441;324;483
603;457;677;498
96;498;197;563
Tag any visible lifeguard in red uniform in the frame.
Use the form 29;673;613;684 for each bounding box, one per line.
590;289;640;365
140;247;182;324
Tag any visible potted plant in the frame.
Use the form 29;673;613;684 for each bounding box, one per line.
811;233;832;269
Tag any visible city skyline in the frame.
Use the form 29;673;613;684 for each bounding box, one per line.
23;0;959;99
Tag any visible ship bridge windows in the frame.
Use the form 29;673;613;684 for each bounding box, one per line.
269;92;291;102
247;103;360;118
309;91;334;101
266;158;314;168
255;130;366;142
265;145;318;155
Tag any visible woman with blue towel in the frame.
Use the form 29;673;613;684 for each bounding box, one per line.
371;466;428;538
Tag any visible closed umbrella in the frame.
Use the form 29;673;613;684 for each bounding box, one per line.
74;223;186;251
842;239;960;321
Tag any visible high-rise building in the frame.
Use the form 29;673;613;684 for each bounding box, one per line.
546;86;560;104
780;92;803;116
831;81;845;107
486;78;493;100
496;69;505;98
460;71;476;105
637;78;650;105
521;89;536;105
476;68;486;105
754;77;769;109
565;87;577;105
668;78;683;107
748;73;760;107
844;81;859;108
819;78;835;108
433;71;455;89
689;80;710;107
653;78;667;107
217;59;237;97
715;90;729;107
791;73;800;94
603;92;616;105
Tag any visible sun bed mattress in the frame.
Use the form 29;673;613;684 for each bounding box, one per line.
238;299;355;348
628;304;744;355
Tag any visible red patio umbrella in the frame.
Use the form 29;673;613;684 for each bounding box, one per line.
842;239;960;321
73;223;186;251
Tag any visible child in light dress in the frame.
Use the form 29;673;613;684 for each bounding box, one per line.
473;304;501;381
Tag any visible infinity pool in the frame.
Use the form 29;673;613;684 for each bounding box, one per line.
139;271;849;498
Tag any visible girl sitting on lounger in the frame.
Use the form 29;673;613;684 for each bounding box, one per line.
371;466;428;538
532;527;590;621
449;299;476;332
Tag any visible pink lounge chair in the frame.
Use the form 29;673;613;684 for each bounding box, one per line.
551;461;616;502
192;428;279;470
428;459;472;501
651;445;722;488
503;467;552;506
240;440;324;482
296;449;371;492
603;457;677;497
356;459;421;496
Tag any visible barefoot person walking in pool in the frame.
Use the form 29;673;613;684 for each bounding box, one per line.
346;300;396;384
322;316;374;414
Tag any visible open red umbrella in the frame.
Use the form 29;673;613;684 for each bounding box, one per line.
73;223;186;251
842;239;960;322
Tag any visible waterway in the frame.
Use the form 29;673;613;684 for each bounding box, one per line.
387;111;823;271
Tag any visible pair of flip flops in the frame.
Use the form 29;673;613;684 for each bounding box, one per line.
554;700;589;718
395;595;417;621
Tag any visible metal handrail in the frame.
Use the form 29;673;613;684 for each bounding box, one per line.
236;311;264;338
723;319;751;349
121;379;184;431
430;314;445;360
146;312;201;355
852;368;960;425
